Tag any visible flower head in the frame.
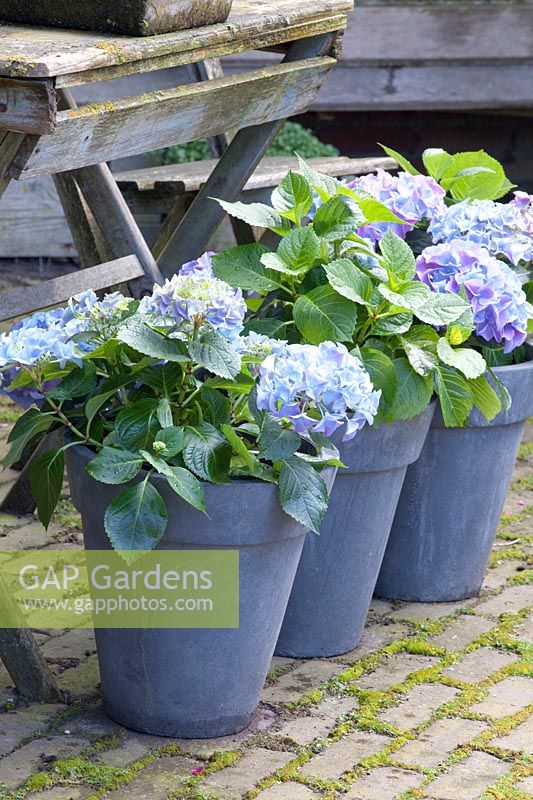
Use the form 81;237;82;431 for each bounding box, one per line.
349;169;446;242
257;341;380;441
429;193;533;267
139;272;246;341
179;251;216;277
416;240;528;353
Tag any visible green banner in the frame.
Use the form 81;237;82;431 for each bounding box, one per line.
0;550;239;629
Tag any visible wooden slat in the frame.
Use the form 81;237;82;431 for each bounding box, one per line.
0;256;144;321
0;129;24;200
0;0;351;80
117;155;398;194
11;58;335;179
0;77;56;135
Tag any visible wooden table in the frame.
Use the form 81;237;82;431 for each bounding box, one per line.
0;0;352;279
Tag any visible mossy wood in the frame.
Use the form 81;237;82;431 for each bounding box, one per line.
0;0;233;36
0;0;352;82
11;58;335;179
0;77;56;134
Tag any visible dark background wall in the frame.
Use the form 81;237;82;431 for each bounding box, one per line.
298;111;533;194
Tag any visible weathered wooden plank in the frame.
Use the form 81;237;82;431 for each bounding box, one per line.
53;173;109;266
0;0;233;37
0;130;24;200
157;32;337;272
0;256;144;321
0;77;56;135
0;0;352;80
117;155;397;193
11;58;335;179
313;63;533;111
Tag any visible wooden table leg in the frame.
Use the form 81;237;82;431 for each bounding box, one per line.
0;131;25;202
157;32;338;273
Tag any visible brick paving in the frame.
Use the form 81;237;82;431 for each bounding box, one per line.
0;408;531;800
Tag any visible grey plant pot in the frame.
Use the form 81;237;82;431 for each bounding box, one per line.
67;444;307;739
275;403;436;658
376;349;533;603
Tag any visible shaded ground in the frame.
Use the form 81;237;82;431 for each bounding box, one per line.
0;413;531;800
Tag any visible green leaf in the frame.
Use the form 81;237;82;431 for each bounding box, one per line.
379;144;420;175
189;331;241;379
440;151;514;201
221;424;260;475
435;365;474;427
115;399;160;451
48;363;97;400
104;478;168;562
467;375;502;422
203;373;256;393
279;457;329;534
29;448;64;529
153;427;185;458
437;338;487;379
360;347;397;407
400;325;439;376
296;155;339;200
294;285;357;344
86;447;144;485
200;386;231;425
415;292;472;326
216;199;290;234
271;171;313;223
84;389;120;431
313;196;363;243
139;450;174;478
244;318;290;340
385;358;433;422
166;467;206;513
262;227;319;275
339;187;405;224
117;318;189;363
157;398;173;429
137;363;182;396
182;423;232;483
5;409;57;467
212;244;287;293
379;230;416;285
259;415;301;462
372;311;413;337
378;282;431;312
324;258;373;305
422;148;453;181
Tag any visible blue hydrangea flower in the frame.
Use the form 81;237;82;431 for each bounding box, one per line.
416;240;528;353
139;272;246;341
256;341;380;441
429;192;533;267
348;169;446;242
179;251;215;277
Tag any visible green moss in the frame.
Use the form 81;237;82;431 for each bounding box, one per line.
52;498;82;529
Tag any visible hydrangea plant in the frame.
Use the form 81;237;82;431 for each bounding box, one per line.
215;154;532;429
0;272;380;560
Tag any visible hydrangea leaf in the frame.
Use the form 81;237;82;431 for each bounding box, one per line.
467;375;502;422
385;357;433;423
189;331;241;379
136;363;183;396
86;447;144;485
296;155;339;201
29;448;65;529
4;409;57;467
379;230;416;286
215;200;290;235
212;244;288;293
400;326;440;376
156;398;173;429
262;227;319;276
104;479;168;563
279;456;329;534
117;318;189;363
325;258;373;305
259;415;301;462
200;387;231;426
313;196;364;243
182;423;232;483
47;363;97;400
166;466;206;513
294;285;357;344
154;427;185;458
372;311;413;337
440;151;515;201
360;347;397;407
422;148;453;181
435;365;474;427
415;292;472;327
379;144;421;176
437;338;487;380
271;171;313;223
115;399;160;452
378;282;431;312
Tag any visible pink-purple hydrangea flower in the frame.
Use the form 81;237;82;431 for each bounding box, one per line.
348;169;446;242
139;272;246;341
256;341;380;440
416;240;528;353
429;192;533;267
179;251;215;277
